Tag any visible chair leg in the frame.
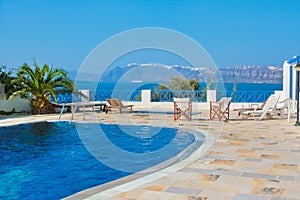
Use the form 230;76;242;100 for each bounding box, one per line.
174;103;177;121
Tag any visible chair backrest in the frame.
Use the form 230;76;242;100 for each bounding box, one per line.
174;98;190;110
278;98;293;108
262;94;280;111
107;99;123;108
218;97;232;111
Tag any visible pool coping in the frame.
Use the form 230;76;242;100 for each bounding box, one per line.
64;125;216;200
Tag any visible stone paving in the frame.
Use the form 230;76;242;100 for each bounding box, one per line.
104;119;300;200
1;108;300;200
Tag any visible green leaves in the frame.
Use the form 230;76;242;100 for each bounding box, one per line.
156;76;200;91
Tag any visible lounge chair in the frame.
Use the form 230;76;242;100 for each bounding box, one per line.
277;98;297;122
174;98;192;121
233;100;267;116
210;97;232;121
105;99;134;114
51;102;72;113
240;94;280;120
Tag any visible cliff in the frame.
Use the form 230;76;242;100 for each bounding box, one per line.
220;65;283;83
98;64;283;83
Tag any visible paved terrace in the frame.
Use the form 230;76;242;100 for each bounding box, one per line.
1;108;300;200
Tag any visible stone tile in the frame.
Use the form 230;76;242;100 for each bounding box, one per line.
189;197;208;200
278;149;289;152
164;187;202;196
179;168;195;173
252;186;285;196
290;149;300;153
200;174;220;182
205;155;226;160
216;176;254;193
179;168;216;174
272;140;286;143
215;170;241;176
228;140;247;146
116;188;145;199
207;151;223;156
142;185;167;192
238;153;260;159
236;149;255;154
109;197;127;200
260;154;281;159
242;172;277;180
233;193;268;200
278;176;296;181
244;158;263;162
137;190;188;200
252;147;265;150
261;142;278;145
200;190;236;199
210;159;236;165
273;163;297;170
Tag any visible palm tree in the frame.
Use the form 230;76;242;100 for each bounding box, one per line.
0;65;15;97
8;61;76;114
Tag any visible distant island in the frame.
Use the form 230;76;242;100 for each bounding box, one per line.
96;64;283;84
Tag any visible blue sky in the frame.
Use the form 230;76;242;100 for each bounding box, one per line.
0;0;299;71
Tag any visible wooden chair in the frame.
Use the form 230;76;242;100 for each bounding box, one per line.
210;97;232;121
105;99;134;114
174;98;192;121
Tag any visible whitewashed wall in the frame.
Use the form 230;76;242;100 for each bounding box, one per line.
0;96;31;112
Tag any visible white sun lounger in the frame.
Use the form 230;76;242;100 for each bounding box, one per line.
240;94;280;120
58;101;107;121
277;98;297;122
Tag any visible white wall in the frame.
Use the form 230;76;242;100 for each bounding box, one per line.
0;96;31;112
283;58;299;101
283;61;290;100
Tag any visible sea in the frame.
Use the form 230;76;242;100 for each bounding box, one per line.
75;81;283;92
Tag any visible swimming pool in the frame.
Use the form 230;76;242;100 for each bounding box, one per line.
0;121;199;199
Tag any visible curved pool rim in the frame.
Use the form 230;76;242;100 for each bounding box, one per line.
64;126;215;200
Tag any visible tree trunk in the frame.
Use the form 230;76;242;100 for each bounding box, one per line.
31;98;51;114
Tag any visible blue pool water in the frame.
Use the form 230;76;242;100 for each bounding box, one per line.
0;122;195;199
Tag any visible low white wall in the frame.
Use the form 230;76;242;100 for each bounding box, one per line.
141;90;151;107
124;101;262;112
0;96;31;112
125;102;205;112
125;89;217;111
